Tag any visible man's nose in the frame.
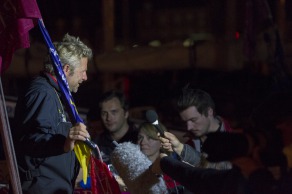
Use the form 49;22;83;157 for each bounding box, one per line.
83;72;88;81
106;114;113;121
186;122;193;131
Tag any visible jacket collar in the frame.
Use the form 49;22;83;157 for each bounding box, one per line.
42;72;60;92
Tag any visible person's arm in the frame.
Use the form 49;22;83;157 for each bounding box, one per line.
159;132;201;165
15;89;89;156
181;144;233;169
159;156;246;194
15;90;66;156
179;144;201;165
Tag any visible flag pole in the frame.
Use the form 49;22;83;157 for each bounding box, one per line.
0;78;22;194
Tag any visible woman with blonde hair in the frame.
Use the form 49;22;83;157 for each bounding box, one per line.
137;122;185;194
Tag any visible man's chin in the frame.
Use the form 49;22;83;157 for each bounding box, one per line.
70;87;78;93
192;131;202;137
107;127;117;132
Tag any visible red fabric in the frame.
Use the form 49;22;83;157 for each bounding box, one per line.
221;117;233;132
0;0;41;74
46;72;58;83
163;174;181;190
90;155;121;194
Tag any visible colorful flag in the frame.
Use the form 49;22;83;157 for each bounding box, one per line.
90;153;121;194
0;0;41;74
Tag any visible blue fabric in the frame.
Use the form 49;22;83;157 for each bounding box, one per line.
79;176;91;189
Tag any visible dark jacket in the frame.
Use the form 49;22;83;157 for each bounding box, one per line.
160;156;251;194
13;73;79;194
182;116;233;170
94;124;138;164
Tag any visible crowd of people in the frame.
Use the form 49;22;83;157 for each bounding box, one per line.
10;33;292;194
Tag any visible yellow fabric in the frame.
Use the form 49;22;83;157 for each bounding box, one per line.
74;141;91;184
283;144;292;169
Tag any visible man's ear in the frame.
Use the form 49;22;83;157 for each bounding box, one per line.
208;107;213;116
63;64;70;75
125;110;129;119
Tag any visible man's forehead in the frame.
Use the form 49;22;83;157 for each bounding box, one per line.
101;99;122;110
103;97;121;105
182;106;200;114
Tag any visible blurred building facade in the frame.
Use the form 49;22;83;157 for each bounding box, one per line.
2;0;292;129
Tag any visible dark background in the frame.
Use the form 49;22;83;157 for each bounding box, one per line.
2;0;292;130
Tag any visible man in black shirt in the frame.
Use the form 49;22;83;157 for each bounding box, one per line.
94;90;138;164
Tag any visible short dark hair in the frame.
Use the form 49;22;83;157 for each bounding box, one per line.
177;84;215;116
98;90;129;111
